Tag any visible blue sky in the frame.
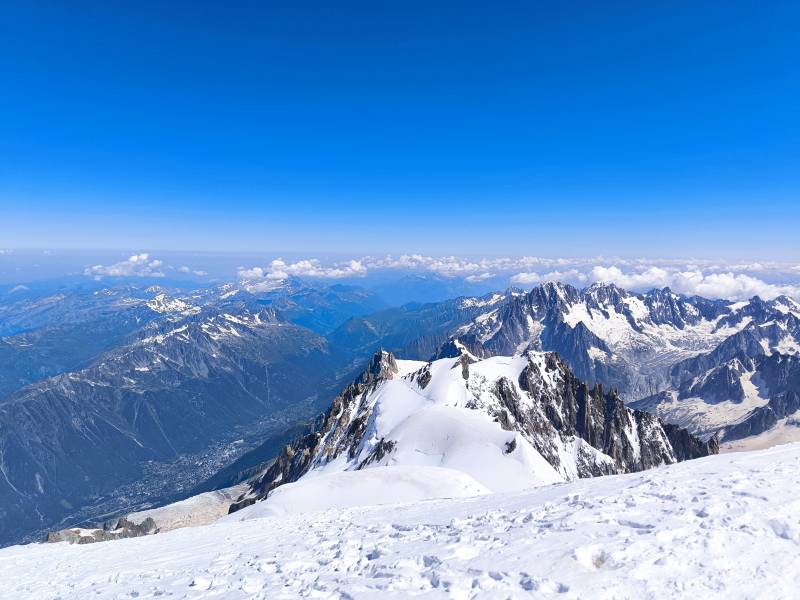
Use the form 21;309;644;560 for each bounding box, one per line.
1;1;798;258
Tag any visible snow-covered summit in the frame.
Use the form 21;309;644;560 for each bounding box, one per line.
145;292;199;315
230;347;715;512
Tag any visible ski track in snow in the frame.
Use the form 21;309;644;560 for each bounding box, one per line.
3;444;800;599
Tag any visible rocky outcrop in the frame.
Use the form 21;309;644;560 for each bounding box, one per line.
508;352;714;475
723;391;800;441
662;423;720;461
720;354;800;442
229;350;399;512
634;352;800;443
670;312;800;387
47;517;157;545
678;357;753;403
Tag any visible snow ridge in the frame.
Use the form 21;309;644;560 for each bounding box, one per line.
231;348;715;512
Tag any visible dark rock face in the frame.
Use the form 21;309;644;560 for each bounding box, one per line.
678;358;753;404
431;339;473;360
721;354;800;442
662;424;720;461
723;391;800;441
509;353;714;476
670;330;767;384
635;351;800;443
541;321;628;394
229;351;399;513
644;288;726;329
670;312;800;387
231;349;716;512
47;517;158;545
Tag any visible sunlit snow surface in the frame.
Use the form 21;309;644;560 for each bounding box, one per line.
3;444;800;599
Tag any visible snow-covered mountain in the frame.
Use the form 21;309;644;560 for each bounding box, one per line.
6;443;799;598
330;282;799;448
633;343;800;448
454;283;800;399
0;278;401;547
2;279;796;548
0;290;344;547
230;347;714;512
333;282;798;400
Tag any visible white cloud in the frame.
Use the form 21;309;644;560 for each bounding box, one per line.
237;258;368;292
465;272;495;283
177;266;208;277
511;269;589;286
367;255;484;276
233;254;800;301
588;265;799;300
510;272;542;285
672;271;799;300
589;266;673;290
84;253;166;279
374;255;799;300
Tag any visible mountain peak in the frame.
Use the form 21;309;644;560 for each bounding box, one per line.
145;293;197;315
583;281;627;295
232;348;715;513
357;349;399;386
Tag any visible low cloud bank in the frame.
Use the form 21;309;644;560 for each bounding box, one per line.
85;253;165;279
236;254;800;301
84;252;800;301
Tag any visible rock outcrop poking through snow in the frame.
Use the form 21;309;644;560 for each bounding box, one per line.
231;348;715;511
46;517;157;545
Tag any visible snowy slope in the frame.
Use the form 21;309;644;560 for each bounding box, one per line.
226;466;490;519
306;353;566;490
232;349;714;512
3;443;800;599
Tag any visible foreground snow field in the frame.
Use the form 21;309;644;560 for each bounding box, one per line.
3;445;800;599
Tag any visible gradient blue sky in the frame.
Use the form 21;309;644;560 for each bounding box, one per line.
1;1;797;258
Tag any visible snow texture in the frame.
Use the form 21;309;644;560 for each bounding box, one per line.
3;443;799;599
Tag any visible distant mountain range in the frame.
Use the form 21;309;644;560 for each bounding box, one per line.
0;282;377;545
0;278;797;546
329;283;800;445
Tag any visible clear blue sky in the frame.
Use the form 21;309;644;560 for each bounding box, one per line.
1;1;797;258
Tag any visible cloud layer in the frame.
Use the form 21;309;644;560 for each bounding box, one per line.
237;258;368;292
85;253;165;279
83;252;800;301
237;254;800;300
